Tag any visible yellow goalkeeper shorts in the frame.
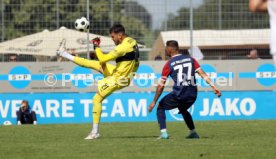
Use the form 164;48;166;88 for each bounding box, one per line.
97;76;123;98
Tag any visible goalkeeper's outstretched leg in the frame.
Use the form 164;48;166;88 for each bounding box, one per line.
73;56;115;77
56;40;115;77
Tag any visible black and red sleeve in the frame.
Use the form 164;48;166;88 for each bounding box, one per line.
192;57;201;72
161;61;171;81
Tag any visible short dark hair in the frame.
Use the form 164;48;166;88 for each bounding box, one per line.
166;40;179;50
22;100;29;105
109;24;125;34
21;100;29;108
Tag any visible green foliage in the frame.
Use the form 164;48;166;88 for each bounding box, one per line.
2;0;149;41
167;0;269;30
119;15;149;42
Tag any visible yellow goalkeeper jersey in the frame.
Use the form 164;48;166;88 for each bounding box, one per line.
95;37;140;83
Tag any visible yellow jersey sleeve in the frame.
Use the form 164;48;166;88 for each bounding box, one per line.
95;48;117;63
95;37;136;63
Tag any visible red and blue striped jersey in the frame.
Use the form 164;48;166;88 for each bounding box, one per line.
161;54;200;99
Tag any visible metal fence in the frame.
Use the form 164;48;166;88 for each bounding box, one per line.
0;0;271;62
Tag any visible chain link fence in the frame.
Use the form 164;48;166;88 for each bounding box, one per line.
0;0;271;62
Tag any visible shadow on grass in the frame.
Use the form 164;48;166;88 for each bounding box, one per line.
103;135;211;139
105;135;159;139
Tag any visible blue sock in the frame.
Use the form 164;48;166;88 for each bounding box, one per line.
157;108;166;130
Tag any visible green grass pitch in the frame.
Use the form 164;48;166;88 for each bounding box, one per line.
0;120;275;159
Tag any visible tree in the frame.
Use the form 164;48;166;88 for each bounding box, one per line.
123;1;152;29
166;0;269;30
1;0;150;42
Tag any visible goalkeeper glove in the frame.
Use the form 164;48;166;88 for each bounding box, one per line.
91;37;101;50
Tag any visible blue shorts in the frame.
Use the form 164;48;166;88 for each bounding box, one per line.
158;93;196;113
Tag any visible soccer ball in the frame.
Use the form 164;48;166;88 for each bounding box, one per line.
3;120;12;126
75;17;90;32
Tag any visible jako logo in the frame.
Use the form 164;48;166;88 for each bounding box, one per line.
200;98;256;116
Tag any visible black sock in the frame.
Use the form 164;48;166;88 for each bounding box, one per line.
181;110;195;130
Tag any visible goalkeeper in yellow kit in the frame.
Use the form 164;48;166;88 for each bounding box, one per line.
56;24;140;139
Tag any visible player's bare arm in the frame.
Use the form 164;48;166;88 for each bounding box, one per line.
196;68;222;97
148;80;166;112
249;0;268;12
